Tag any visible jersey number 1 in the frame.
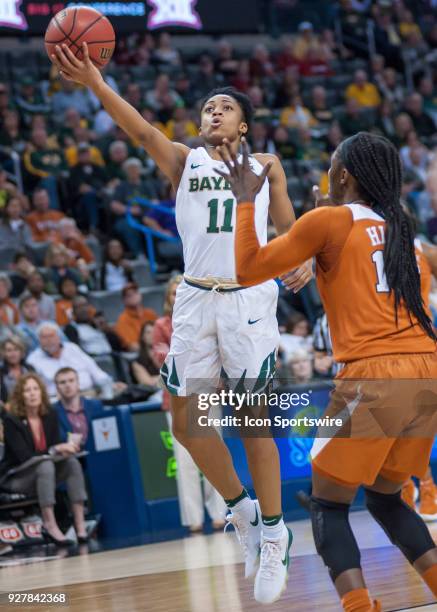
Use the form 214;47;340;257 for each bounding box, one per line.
207;198;234;233
371;250;389;293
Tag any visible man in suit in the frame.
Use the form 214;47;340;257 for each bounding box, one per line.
53;367;103;452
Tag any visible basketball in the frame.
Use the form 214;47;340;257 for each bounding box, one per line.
44;7;115;69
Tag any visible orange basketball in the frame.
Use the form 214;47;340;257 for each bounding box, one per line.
45;6;115;69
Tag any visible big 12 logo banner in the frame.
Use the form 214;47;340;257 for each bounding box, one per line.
0;0;27;30
147;0;202;30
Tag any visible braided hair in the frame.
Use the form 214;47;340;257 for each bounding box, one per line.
338;132;436;341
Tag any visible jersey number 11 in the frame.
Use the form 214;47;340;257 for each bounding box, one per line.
207;198;234;233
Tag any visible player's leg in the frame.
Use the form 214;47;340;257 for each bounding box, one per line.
311;469;381;611
219;282;291;602
170;395;242;500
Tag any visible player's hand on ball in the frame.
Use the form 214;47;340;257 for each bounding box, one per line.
215;137;273;204
280;259;314;293
51;42;103;89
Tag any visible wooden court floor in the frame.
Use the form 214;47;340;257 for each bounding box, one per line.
1;512;437;612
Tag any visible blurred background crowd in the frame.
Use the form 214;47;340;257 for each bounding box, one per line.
0;0;435;398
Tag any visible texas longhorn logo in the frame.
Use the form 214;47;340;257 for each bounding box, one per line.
147;0;202;30
0;0;27;30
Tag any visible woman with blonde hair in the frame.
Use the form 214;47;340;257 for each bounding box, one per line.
152;275;226;532
0;373;88;545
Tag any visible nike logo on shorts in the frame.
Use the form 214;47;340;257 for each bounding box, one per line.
248;318;262;325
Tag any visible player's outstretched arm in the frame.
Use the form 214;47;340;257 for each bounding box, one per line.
51;43;189;188
215;139;329;286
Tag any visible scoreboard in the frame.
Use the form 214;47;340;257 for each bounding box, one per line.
0;0;261;34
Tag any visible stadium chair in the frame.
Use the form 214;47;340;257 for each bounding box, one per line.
94;353;119;380
88;290;124;323
140;286;166;315
85;238;103;264
130;260;155;287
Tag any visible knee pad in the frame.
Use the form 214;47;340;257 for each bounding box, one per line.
365;488;436;564
310;496;361;581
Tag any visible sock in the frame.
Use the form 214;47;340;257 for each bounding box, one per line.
262;513;285;541
341;588;376;612
422;564;437;596
225;489;254;521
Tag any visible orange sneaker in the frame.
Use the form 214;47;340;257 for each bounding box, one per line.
419;478;437;522
401;478;417;510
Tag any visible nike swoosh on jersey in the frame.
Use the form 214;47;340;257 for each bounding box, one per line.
191;163;203;169
248;318;262;325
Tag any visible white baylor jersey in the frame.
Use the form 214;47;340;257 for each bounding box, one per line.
176;146;270;280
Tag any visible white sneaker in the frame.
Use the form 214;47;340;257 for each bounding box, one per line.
225;499;261;578
254;525;292;604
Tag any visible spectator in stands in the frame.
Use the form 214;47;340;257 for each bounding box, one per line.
58;218;95;264
124;83;142;112
92;310;124;352
164;107;198;142
375;67;405;108
9;253;36;299
144;74;183;118
54;367;103;452
404;92;436;140
0;196;34;251
280;312;312;363
153;32;181;66
419;77;437;125
67;142;107;233
393;112;415;148
17;294;48;352
339;97;372;136
272;126;298;160
55;277;79;327
64;126;105;168
27;323;112;398
26;271;55;321
374;98;396;140
100;239;134;291
250;44;275;79
109;157;159;257
308;86;334;127
1;373;88;544
0;336;33;403
0;273;19;325
26;187;65;241
105;140;129;186
64;295;122;356
153;274;225;530
250;121;275;154
51;78;96;119
0;110;27;154
23;127;67;210
131;321;160;387
115;283;157;352
345;69;381;108
286;349;314;384
192;54;224;98
230;59;251;94
280;94;317;129
0;164;26;211
45;244;87;295
14;77;49;127
215;39;240;78
293;22;321;61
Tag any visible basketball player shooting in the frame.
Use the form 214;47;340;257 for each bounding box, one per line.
51;42;313;604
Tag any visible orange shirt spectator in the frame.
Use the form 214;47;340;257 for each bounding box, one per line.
115;283;157;351
58;219;94;264
55;277;79;326
26;188;65;242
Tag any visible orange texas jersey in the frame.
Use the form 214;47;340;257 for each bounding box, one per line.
235;202;436;363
